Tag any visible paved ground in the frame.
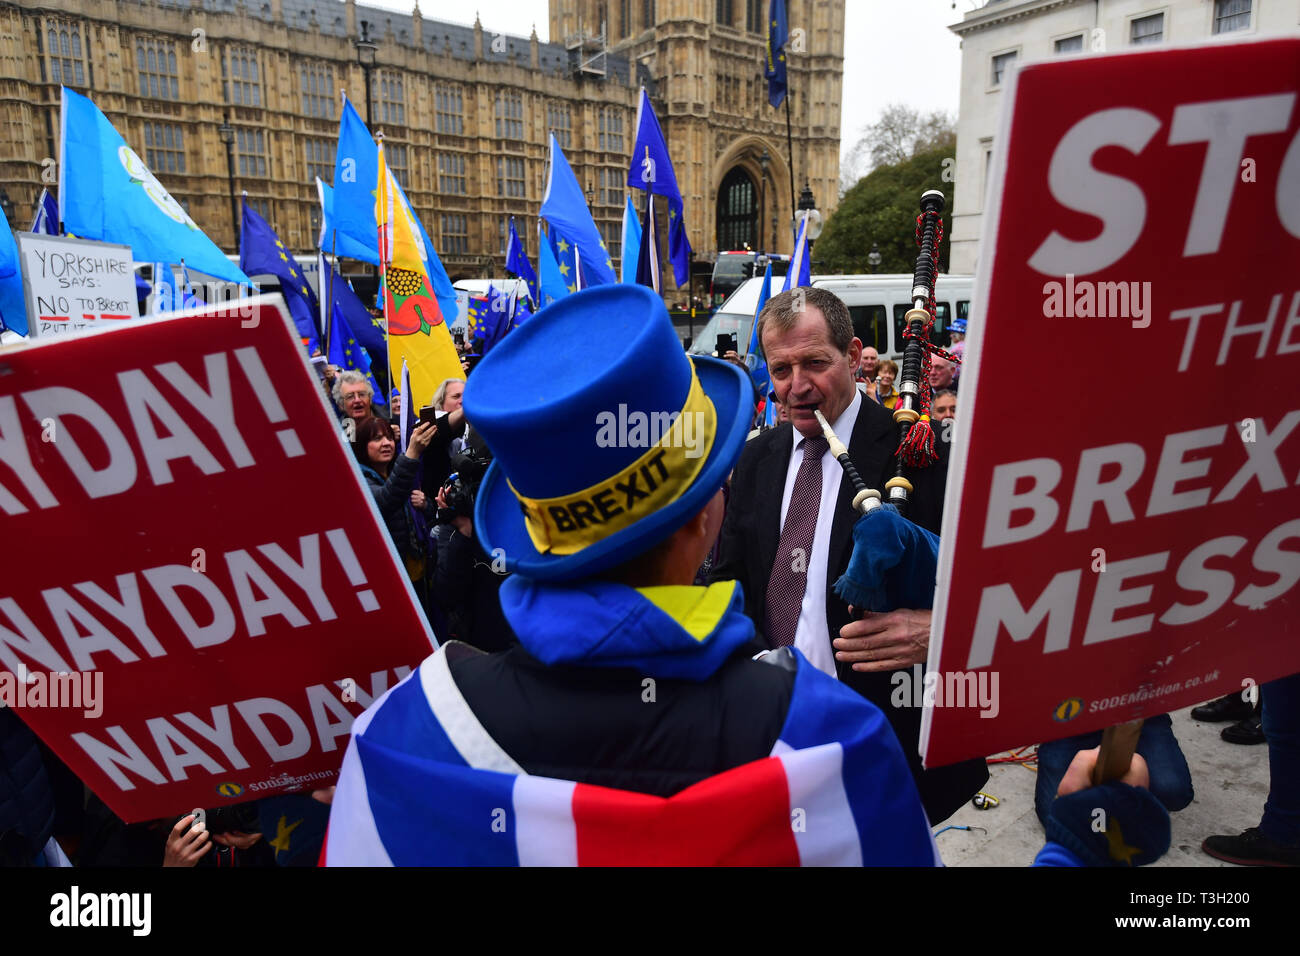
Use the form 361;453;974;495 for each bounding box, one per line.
935;704;1271;866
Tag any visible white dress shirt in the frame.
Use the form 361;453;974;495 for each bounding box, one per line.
778;390;862;677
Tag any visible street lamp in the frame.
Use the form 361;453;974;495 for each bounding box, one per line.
355;20;378;126
217;113;238;251
867;242;882;273
586;181;595;208
794;181;823;252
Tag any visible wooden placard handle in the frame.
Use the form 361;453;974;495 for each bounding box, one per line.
1091;718;1144;786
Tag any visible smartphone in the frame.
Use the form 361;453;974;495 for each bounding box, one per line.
716;333;737;357
418;406;440;426
310;355;329;380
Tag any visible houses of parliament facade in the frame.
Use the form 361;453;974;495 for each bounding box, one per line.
0;0;844;287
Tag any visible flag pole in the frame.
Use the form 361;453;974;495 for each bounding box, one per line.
784;96;796;229
376;133;392;394
326;229;338;359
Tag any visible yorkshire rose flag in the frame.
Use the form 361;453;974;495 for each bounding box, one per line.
323;647;939;866
376;142;462;403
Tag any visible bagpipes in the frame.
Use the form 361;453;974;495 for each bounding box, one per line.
810;189;955;612
816;190;1144;785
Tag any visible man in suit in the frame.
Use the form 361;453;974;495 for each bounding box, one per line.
711;287;988;823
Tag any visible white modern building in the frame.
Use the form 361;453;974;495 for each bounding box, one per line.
947;0;1298;274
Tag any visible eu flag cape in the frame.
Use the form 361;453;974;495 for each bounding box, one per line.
59;87;250;287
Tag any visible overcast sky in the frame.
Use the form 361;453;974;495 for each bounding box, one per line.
359;0;967;159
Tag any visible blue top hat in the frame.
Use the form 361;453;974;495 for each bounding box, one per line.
949;318;967;334
465;284;753;581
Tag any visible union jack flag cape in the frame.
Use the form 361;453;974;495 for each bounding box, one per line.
323;645;940;866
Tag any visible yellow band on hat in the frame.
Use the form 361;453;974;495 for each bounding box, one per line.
509;368;718;556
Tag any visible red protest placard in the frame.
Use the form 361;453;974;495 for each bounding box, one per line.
924;38;1300;768
0;297;436;822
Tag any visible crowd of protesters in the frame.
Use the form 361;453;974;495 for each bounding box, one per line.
1;289;1294;869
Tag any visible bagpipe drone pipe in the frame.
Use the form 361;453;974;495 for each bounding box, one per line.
813;189;957;615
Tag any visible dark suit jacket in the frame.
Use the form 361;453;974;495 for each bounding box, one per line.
711;394;988;823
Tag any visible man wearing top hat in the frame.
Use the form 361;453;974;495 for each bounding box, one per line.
323;285;1170;867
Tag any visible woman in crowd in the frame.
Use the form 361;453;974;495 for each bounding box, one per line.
353;417;437;610
877;358;900;410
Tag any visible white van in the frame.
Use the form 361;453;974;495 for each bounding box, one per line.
688;273;974;361
451;278;531;333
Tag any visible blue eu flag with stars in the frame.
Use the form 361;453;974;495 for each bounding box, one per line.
328;299;384;406
240;198;321;351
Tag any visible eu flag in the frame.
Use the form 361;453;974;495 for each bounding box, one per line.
539;135;616;286
239;198;321;351
507;286;532;332
466;295;488;341
748;261;774;397
0;212;27;336
505;217;538;305
634;192;660;294
766;0;789;108
30;189;58;235
327;298;384;405
59;88;250;287
537;224;568;307
620;197;642;285
627;88;692;287
178;261;204;309
783;214;811;291
472;284;511;356
321;256;385;357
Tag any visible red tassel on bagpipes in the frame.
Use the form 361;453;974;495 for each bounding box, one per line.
898;414;936;466
884;190;960;510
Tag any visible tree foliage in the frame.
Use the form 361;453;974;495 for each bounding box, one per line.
840;104;956;196
817;143;956;277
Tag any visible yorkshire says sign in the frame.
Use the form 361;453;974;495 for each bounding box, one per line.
925;38;1300;767
16;233;139;338
0;297;436;821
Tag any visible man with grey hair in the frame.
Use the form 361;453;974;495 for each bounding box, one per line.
711;286;987;823
332;370;380;427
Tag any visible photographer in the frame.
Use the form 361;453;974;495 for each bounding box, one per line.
432;438;512;652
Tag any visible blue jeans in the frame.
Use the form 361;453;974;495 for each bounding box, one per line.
1261;672;1300;846
1034;713;1194;829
